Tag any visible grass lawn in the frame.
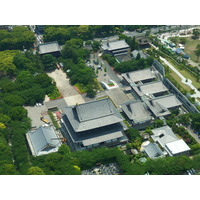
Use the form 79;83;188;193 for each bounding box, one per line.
75;80;104;94
48;87;62;100
74;83;87;93
165;57;200;88
184;37;200;63
169;70;191;92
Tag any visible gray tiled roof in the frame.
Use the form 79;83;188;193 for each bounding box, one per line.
121;100;151;123
63;98;123;132
151;126;178;148
38;41;60;54
101;40;129;51
136;81;168;96
26;126;61;156
62;114;127;147
131;50;148;59
151;126;190;156
145;100;170;117
122;68;156;84
82;130;124;146
151;94;182;109
144;143;164;159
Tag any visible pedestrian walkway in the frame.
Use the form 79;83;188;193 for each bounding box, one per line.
160;57;200;100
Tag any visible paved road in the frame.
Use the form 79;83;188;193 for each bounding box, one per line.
47;69;85;106
95;53;123;87
187;125;200;144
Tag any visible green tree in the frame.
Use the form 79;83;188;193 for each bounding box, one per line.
92;41;101;52
192;29;200;39
136;53;141;60
194;44;200;62
27;166;46;175
58;144;71;156
3;94;24;106
153;119;164;128
179;37;187;44
9;106;28;120
41;54;57;70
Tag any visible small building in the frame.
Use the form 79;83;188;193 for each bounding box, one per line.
61;98;128;151
132;81;169;98
122;68;156;85
151;94;182;110
121;100;152;126
144;94;182;118
26;126;62;157
0;25;11;30
131;50;148;59
38;41;61;57
175;48;183;54
145;100;171;118
143;142;164;159
101;40;130;56
151;126;190;156
115;54;132;63
138;37;150;48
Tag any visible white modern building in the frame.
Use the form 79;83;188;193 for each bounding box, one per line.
151;126;190;156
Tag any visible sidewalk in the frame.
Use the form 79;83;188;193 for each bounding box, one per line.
160;56;200;100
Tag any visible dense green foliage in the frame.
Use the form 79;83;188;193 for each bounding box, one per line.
0;26;35;51
102;54;117;66
61;39;99;97
114;56;154;73
190;113;200;131
43;25;124;44
125;128;143;150
0;50;19;77
0;71;57;106
118;34;139;51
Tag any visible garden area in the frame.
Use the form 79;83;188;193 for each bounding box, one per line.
184;37;200;63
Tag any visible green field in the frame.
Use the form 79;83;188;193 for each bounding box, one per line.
169;70;191;92
184;37;200;63
165;57;200;89
168;36;200;63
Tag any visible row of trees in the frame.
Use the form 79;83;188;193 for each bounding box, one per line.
0;26;35;51
61;39;99;97
42;25;125;44
114;56;154;73
29;144;200;175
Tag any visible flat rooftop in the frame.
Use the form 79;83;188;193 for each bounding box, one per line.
166;139;190;155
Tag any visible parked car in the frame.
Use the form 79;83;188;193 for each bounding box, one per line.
97;65;102;69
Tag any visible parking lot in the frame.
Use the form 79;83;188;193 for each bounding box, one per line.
24;104;52;128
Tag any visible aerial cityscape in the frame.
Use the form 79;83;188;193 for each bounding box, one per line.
0;25;200;175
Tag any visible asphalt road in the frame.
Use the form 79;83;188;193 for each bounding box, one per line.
95;53;123;87
187;125;200;144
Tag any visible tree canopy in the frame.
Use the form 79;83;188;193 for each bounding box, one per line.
0;26;35;51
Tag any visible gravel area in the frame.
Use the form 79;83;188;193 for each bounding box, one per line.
82;163;121;175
